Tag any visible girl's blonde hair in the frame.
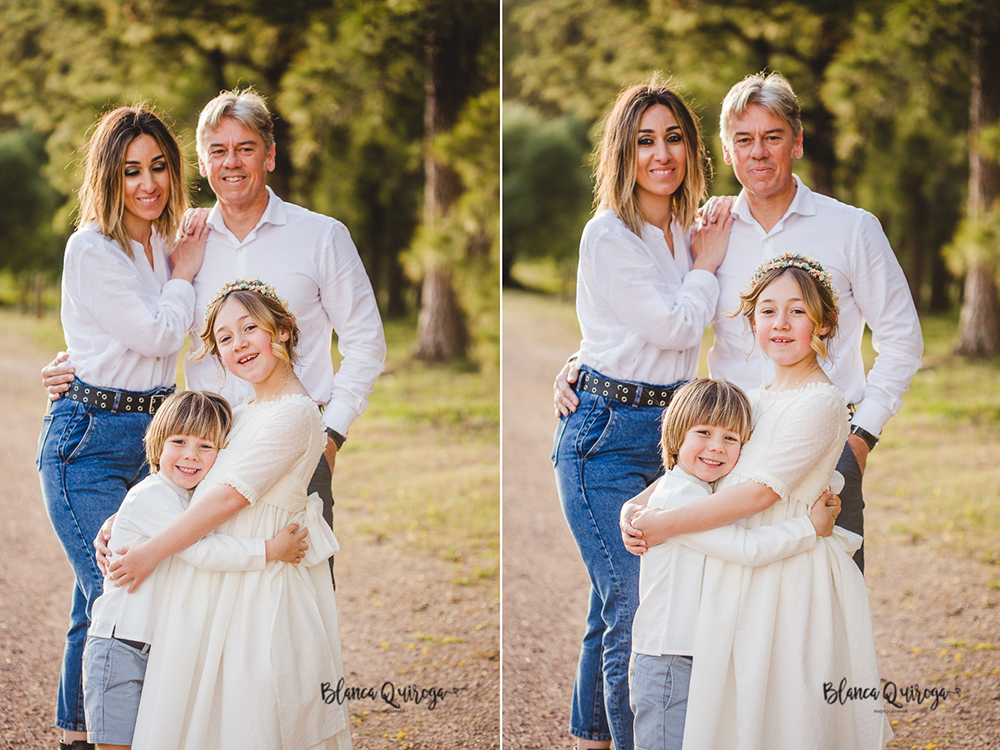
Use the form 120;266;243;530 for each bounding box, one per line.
77;105;188;259
197;289;300;365
593;73;710;235
732;266;839;359
144;391;232;471
660;379;753;470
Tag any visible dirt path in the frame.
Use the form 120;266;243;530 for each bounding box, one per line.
0;321;498;749
501;290;1000;749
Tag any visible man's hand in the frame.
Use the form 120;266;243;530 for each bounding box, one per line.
554;359;580;418
42;352;75;402
324;436;339;473
94;513;117;575
847;433;870;476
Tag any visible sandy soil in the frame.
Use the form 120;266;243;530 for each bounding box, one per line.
0;322;499;749
501;291;1000;749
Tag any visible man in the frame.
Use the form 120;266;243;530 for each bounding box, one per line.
556;72;923;572
45;89;387;579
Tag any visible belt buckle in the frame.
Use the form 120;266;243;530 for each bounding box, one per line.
149;393;166;414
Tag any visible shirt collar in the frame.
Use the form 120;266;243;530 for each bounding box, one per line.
731;174;816;232
668;465;714;494
151;472;194;500
205;185;288;239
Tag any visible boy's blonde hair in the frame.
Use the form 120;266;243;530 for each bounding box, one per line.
660;379;753;469
144;391;233;472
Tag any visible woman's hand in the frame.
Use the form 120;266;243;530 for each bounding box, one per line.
266;523;310;564
94;513;118;575
106;539;160;593
170;207;211;283
553;359;581;417
41;351;75;401
809;490;841;537
690;196;736;274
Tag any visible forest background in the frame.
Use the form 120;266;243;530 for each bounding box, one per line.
503;0;1000;356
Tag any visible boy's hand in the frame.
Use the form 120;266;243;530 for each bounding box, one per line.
809;490;841;537
93;513;118;575
107;540;158;593
266;522;309;564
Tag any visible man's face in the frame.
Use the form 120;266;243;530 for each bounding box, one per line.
199;117;275;213
722;104;803;203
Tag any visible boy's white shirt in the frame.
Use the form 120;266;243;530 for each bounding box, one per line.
88;472;266;644
631;466;817;658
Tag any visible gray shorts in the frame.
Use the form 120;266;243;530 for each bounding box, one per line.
628;652;693;750
82;635;149;745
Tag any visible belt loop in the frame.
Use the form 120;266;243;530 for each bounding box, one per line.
112;390;122;411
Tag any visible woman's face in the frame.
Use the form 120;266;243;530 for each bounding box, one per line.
122;134;170;238
212;297;288;384
752;272;829;368
633;104;687;211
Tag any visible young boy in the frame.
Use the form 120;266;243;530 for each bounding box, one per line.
625;379;841;750
81;391;309;750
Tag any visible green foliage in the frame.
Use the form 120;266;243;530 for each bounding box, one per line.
501;103;592;286
0;128;66;277
944;207;1000;279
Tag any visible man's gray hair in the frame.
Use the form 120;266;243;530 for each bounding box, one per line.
196;87;274;157
720;72;801;144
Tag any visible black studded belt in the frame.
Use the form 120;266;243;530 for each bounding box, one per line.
65;382;175;415
577;370;684;408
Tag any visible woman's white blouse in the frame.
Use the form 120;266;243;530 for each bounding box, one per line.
60;224;195;392
575;210;720;385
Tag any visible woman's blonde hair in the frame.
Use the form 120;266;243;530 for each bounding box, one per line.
731;266;839;359
197;289;299;366
77;105;187;259
593;73;710;235
144;391;232;471
660;379;753;470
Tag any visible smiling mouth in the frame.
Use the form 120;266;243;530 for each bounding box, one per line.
699;457;723;467
237;353;258;365
175;466;200;476
222;175;246;183
136;196;159;204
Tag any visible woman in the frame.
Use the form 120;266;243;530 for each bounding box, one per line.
36;105;208;749
549;75;733;750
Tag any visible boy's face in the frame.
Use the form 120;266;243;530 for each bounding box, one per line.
677;423;742;483
160;433;220;490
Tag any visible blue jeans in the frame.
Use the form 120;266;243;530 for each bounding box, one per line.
552;369;670;748
37;392;153;732
628;653;693;750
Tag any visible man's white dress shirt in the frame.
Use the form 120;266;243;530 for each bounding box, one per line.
185;188;387;436
710;176;923;436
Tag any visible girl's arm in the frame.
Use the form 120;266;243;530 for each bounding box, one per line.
620;483;658;554
108;484;249;592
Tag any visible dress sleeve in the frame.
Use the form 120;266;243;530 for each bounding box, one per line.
742;389;848;501
64;233;194;357
175;533;266;571
581;222;719;352
211;400;318;504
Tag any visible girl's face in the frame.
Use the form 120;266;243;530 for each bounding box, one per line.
634;104;687;212
752;272;830;369
212;297;289;385
677;423;742;483
122;134;170;238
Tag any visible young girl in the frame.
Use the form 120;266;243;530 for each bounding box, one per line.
106;279;351;749
549;74;735;750
629;378;841;750
83;390;309;750
624;253;893;749
36;105;207;750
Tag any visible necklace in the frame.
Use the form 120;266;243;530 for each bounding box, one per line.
753;363;821;429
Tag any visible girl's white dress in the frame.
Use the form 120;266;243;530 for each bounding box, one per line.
132;394;351;750
682;383;892;750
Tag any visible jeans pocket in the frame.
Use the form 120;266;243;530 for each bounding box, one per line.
581;403;616;461
36;413;54;469
60;407;94;464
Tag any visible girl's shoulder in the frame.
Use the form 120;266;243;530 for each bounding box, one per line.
757;381;848;419
241;393;323;428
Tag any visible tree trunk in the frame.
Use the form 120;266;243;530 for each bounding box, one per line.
413;21;471;362
955;11;1000;357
